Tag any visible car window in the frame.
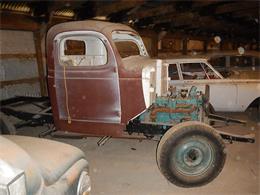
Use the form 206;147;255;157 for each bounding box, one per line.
180;63;205;80
180;63;220;80
60;36;107;66
202;63;221;79
168;64;179;80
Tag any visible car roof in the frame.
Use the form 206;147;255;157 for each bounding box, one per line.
163;57;209;64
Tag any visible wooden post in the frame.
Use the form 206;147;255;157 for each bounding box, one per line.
182;38;188;55
151;32;158;57
203;40;208;53
232;42;237;50
34;31;47;96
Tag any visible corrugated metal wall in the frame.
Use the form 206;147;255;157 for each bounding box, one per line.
0;30;41;100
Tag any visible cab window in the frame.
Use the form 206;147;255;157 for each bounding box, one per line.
114;41;140;58
60;36;107;66
112;31;148;58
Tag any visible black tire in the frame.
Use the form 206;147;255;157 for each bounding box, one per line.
157;121;226;187
0;112;16;135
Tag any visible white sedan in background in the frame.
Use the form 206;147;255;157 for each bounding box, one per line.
164;57;260;112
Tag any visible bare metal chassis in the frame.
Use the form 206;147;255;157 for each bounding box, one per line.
0;96;255;143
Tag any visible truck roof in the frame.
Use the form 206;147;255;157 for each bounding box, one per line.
47;20;137;40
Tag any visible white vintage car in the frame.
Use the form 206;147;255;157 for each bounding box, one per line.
164;57;260;112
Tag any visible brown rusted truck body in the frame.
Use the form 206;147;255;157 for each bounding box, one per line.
47;21;148;137
45;20;254;188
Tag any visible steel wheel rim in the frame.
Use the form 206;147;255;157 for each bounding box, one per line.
171;136;214;176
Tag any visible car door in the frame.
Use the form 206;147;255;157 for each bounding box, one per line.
172;62;237;112
53;31;121;123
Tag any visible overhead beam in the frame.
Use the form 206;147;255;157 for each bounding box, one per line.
215;2;257;14
129;4;175;20
96;0;144;16
0;12;39;31
232;8;259;19
191;1;225;8
151;12;256;37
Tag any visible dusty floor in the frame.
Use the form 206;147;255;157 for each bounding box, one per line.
17;110;259;195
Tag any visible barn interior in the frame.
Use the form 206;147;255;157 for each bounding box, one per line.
0;1;259;194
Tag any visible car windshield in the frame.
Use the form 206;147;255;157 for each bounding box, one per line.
112;31;148;58
180;62;221;80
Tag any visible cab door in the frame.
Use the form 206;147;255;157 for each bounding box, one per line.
53;31;121;123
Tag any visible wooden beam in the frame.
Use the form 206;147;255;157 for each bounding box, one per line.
152;12;256;37
232;8;259;19
0;12;39;31
203;40;208;53
34;31;47;96
0;77;39;88
0;54;36;59
182;38;188;55
215;2;257;14
162;31;207;41
96;0;144;16
153;12;195;25
192;1;225;8
129;4;175;20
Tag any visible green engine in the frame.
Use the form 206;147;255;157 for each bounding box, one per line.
139;86;205;125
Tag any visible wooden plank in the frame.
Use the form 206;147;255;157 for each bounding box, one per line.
0;12;39;31
192;1;225;8
130;4;175;20
153;12;255;37
33;31;47;96
0;54;36;59
232;8;259;19
215;2;257;14
96;1;144;16
0;77;39;88
182;38;188;55
203;40;208;53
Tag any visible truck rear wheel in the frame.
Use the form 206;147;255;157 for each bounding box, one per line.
157;121;226;187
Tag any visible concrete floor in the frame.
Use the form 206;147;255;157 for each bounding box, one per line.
18;110;259;195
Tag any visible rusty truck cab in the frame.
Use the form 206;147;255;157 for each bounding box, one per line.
47;20;149;137
1;20;253;189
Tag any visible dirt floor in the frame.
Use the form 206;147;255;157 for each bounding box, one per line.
17;110;259;195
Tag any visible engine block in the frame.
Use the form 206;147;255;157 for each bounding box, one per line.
139;86;204;125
